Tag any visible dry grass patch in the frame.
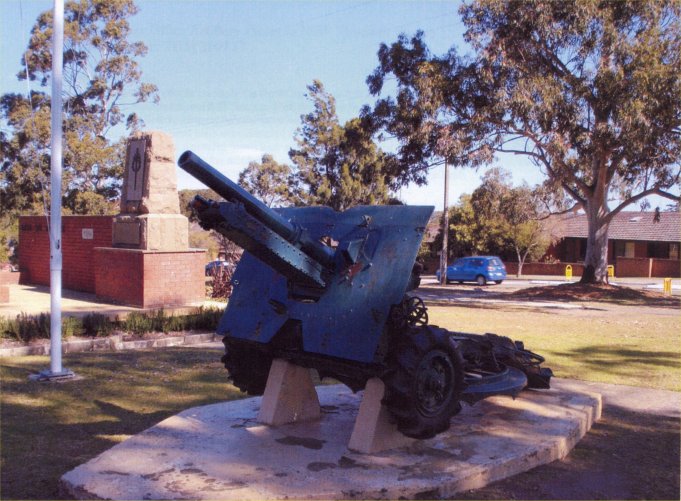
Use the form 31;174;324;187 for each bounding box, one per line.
0;347;237;500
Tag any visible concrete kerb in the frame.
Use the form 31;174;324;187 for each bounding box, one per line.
0;332;221;358
60;379;602;500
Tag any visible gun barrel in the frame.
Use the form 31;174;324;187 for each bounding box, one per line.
178;150;335;272
178;150;298;242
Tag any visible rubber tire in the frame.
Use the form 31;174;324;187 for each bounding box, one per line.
382;326;465;439
495;280;503;284
476;275;487;286
221;339;273;395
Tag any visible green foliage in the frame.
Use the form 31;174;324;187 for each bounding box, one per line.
434;168;551;267
0;313;50;343
0;307;223;343
0;215;18;264
1;0;158;218
289;80;394;210
366;1;681;282
123;311;157;335
61;316;84;338
238;154;295;207
82;313;115;337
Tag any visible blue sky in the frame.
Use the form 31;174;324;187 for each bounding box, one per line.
1;0;544;209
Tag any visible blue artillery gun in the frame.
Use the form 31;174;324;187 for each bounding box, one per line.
179;151;552;439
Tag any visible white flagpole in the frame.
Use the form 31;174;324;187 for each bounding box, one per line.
42;0;72;380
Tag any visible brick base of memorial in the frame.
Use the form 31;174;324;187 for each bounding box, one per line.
61;379;601;500
94;247;206;308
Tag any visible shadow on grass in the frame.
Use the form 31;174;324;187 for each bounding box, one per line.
551;345;681;370
420;282;679;309
453;403;680;500
0;348;242;500
507;283;681;308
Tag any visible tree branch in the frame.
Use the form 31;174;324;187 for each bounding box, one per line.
606;187;681;223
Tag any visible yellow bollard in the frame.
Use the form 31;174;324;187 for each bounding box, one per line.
663;277;672;296
607;265;615;278
565;264;573;281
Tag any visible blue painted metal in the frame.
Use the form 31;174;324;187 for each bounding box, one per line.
178;151;433;364
220;205;433;363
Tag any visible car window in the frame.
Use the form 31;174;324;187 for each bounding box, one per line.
470;259;483;267
453;259;465;266
490;258;501;266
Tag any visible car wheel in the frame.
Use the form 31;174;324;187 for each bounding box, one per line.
476;275;487;286
494;280;503;284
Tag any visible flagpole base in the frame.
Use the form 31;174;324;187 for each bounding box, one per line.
29;369;76;382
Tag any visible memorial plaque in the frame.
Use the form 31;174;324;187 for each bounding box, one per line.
81;228;94;240
113;220;141;247
126;138;147;201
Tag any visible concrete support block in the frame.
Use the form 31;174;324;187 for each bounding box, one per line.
0;284;9;303
257;359;320;426
348;377;415;453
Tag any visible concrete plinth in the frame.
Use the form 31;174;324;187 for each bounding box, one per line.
61;379;601;500
348;377;415;453
257;359;321;426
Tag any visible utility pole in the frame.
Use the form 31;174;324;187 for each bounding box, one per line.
439;161;449;286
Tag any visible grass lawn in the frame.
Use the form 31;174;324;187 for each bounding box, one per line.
0;348;236;500
0;293;679;499
427;301;681;391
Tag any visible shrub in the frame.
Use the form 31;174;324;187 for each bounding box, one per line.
0;306;224;343
82;313;115;337
123;312;154;336
61;316;84;338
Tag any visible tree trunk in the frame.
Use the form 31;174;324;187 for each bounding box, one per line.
580;200;610;284
515;247;523;277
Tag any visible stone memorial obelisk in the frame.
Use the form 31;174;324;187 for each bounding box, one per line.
94;131;205;308
113;131;189;250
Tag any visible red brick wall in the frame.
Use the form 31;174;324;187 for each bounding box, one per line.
142;251;205;307
18;217;50;286
616;258;652;277
94;247;144;306
19;216;113;292
95;248;205;307
0;271;20;285
651;259;681;278
504;261;585;277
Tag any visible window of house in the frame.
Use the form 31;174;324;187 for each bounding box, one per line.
648;242;670;259
625;242;635;258
614;241;625;257
671;243;679;260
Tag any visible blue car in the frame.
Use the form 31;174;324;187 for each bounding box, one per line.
205;260;233;277
435;256;507;285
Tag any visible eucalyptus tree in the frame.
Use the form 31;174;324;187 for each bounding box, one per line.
365;0;680;283
238;154;295;208
0;0;158;216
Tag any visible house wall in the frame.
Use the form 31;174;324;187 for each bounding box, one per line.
504;261;585;277
19;216;114;292
616;258;680;278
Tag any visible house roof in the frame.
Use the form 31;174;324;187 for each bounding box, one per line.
554;211;680;243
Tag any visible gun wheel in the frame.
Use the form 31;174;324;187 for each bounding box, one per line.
222;339;273;395
382;326;465;439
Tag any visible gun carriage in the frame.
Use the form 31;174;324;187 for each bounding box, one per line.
179;151;552;439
